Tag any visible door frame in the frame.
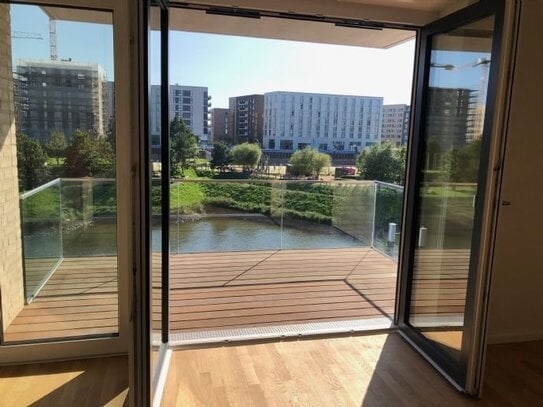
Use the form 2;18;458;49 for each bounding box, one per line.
396;0;508;394
0;0;134;364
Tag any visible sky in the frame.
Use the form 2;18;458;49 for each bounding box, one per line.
10;4;490;109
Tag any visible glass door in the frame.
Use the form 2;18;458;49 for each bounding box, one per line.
398;0;504;395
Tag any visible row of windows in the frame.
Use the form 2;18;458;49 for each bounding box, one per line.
268;139;365;151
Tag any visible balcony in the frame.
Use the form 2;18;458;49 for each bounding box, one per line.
10;178;470;344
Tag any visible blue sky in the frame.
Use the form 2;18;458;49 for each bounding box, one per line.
10;4;490;108
10;5;114;79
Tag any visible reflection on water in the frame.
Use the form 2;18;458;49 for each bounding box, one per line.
165;215;361;253
31;214;362;257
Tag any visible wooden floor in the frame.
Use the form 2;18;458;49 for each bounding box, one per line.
0;356;128;406
4;257;118;342
162;334;543;406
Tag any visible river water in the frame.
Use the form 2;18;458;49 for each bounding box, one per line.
58;214;363;257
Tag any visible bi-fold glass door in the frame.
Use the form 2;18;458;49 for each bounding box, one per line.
142;0;507;401
398;0;505;395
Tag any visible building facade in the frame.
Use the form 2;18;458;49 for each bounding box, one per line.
381;104;410;146
150;84;211;147
103;80;115;135
263;91;383;152
14;59;107;142
228;94;264;145
426;87;476;148
210;108;229;144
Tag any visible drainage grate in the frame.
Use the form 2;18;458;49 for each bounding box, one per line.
168;317;393;347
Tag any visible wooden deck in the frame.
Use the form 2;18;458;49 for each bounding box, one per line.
4;257;118;342
4;248;469;343
157;248;398;335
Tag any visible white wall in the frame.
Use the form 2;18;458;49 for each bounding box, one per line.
487;0;543;344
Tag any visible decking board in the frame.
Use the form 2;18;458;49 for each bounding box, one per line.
4;248;470;342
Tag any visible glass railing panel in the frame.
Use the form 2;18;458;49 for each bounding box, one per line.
61;178;117;257
171;179;282;254
372;181;404;260
332;181;376;248
20;179;62;301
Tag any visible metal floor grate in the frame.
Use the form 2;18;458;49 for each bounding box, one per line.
166;317;393;347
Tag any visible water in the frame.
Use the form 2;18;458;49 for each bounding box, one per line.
164;215;362;253
53;214;363;257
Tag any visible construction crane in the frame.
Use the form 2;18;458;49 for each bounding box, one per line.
49;19;57;61
11;31;43;40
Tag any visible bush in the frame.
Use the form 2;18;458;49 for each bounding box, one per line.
357;143;406;184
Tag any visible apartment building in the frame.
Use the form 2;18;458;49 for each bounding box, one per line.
263;91;383;152
381;104;410;145
14;59;107;141
210;107;229;144
426;87;476;148
228;94;264;144
103;80;115;133
150;84;211;147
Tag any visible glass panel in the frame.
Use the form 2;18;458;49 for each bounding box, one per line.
21;180;62;301
149;3;162;383
4;4;117;343
373;182;404;260
408;16;496;361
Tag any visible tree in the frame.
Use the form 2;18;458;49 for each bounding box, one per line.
231;142;262;172
357;142;406;184
440;139;481;183
170;118;200;176
210;141;232;172
45;130;67;164
288;147;331;178
16;133;49;191
106;116;116;152
64;129;115;177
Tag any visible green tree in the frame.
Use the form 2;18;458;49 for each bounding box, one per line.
170;118;200;176
45;130;67;164
288;147;331;178
231;142;262;172
16;133;49;191
106;116;116;152
210;141;232;172
440;139;481;183
357;142;406;184
64;130;114;177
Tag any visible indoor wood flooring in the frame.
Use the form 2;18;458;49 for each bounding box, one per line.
0;356;128;406
162;334;543;406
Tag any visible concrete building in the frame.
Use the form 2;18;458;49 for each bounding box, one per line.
103;80;115;134
381;104;410;145
263;91;383;153
210;108;229;144
14;59;107;142
228;94;264;145
150;84;211;148
426;87;476;148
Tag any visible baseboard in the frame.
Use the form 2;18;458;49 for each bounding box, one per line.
487;330;543;344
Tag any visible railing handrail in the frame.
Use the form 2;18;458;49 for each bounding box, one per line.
170;178;377;185
374;180;405;191
20;178;61;200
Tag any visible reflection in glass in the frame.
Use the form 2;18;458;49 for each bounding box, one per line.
408;16;495;361
3;4;117;343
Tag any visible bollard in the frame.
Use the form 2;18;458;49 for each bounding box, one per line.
418;226;427;247
387;223;397;243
